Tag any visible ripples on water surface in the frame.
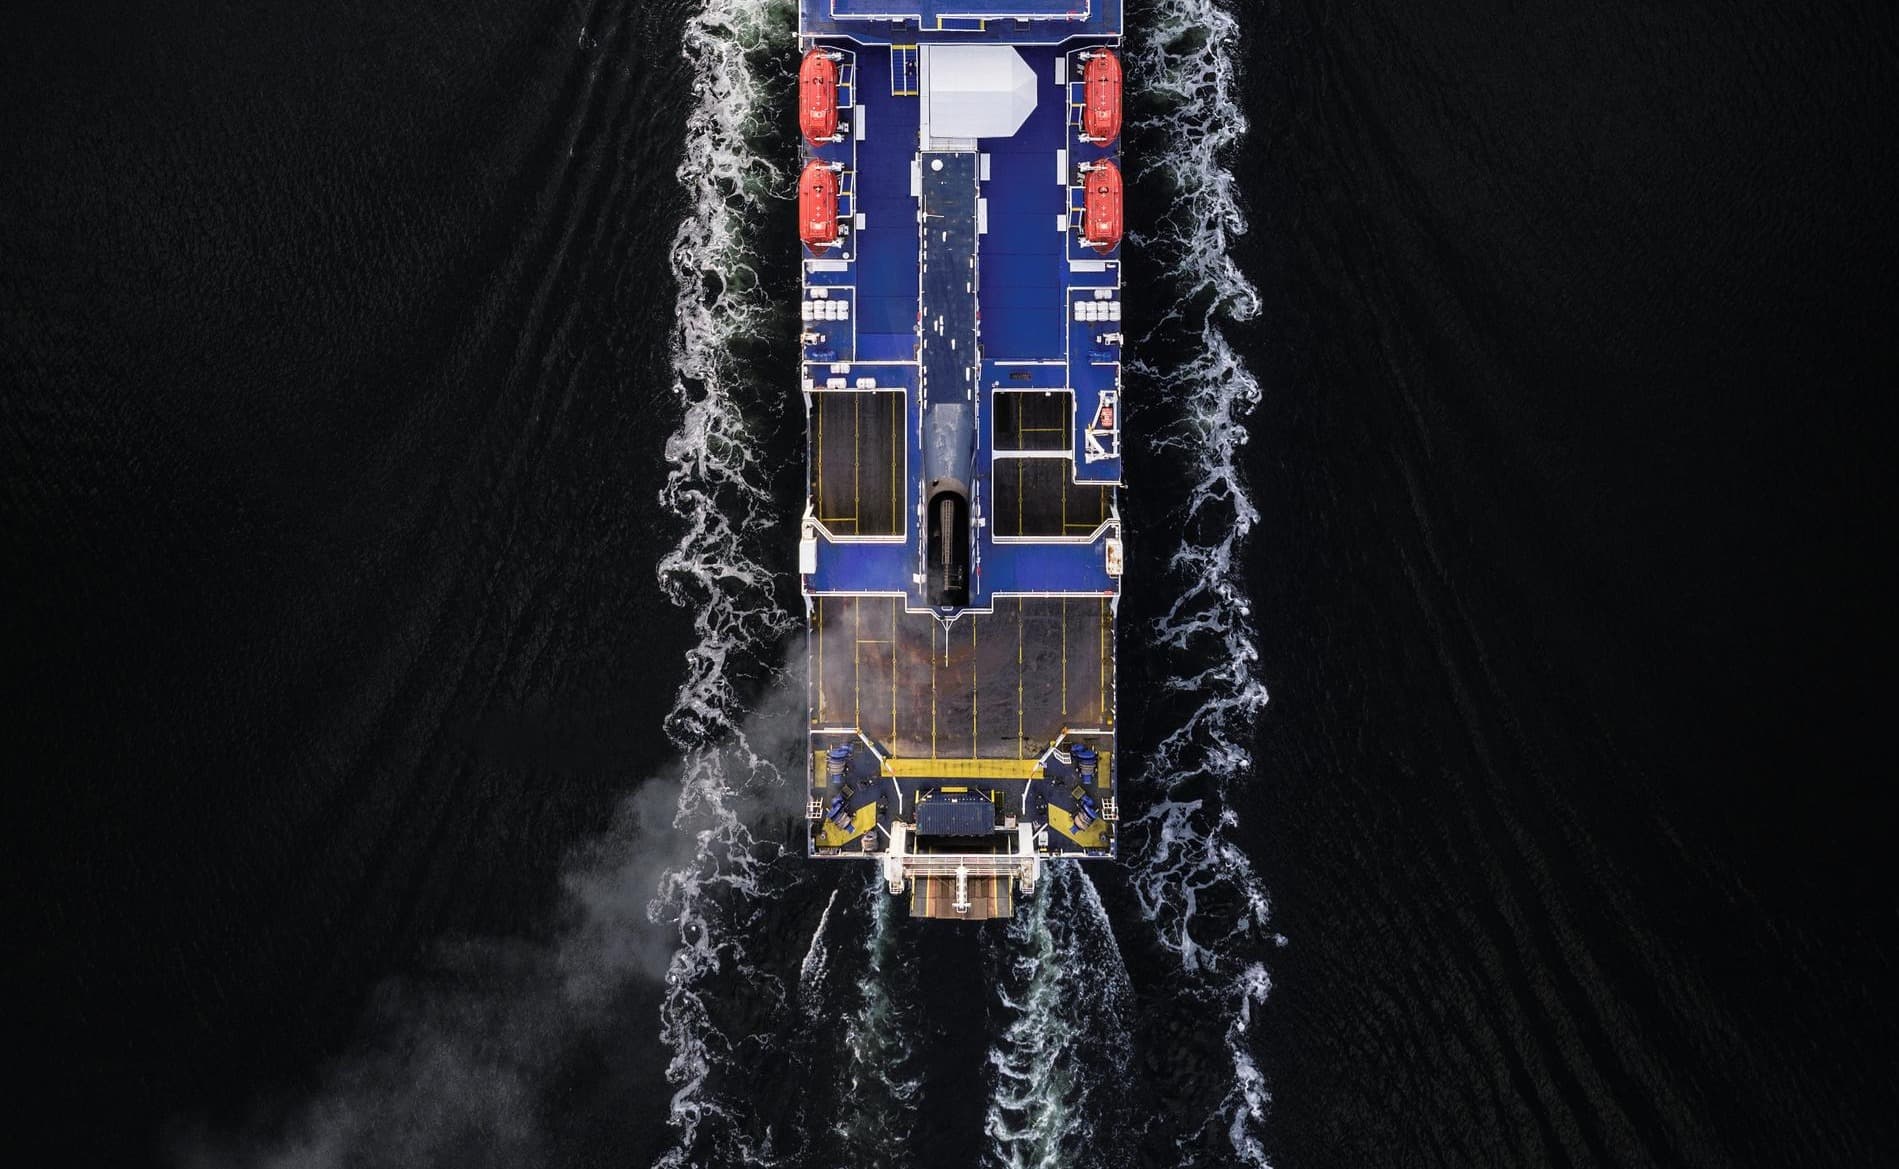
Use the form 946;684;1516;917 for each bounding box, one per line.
4;0;1894;1166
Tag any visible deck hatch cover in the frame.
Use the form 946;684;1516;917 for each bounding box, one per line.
915;793;996;836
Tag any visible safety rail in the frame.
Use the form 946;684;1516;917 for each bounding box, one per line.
880;821;1041;895
894;854;1027;876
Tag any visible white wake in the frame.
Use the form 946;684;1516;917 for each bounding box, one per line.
650;1;798;1165
1124;1;1281;1164
830;878;923;1162
982;865;1135;1169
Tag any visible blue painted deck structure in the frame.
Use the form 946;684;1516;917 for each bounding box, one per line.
806;0;1125;42
799;1;1124;902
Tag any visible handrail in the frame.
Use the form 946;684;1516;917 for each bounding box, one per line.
895;854;1031;875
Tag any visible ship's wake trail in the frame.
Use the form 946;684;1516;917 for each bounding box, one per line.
648;0;801;1164
827;878;924;1166
1121;1;1280;1164
982;865;1136;1169
797;887;841;1013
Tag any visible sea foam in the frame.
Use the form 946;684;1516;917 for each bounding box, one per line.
1122;1;1281;1163
651;1;798;1165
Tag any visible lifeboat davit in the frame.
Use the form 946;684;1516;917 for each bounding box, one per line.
1082;161;1123;254
800;160;840;251
799;49;838;145
1082;50;1122;144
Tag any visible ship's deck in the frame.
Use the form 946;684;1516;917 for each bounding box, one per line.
799;11;1123;909
813;594;1112;759
799;39;1126;608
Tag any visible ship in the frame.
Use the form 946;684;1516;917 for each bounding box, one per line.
797;1;1125;919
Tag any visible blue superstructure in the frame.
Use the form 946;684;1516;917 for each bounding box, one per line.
798;1;1123;919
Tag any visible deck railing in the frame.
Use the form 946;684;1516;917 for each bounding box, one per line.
880;821;1042;895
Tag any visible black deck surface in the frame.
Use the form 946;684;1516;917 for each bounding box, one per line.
993;389;1072;452
812;594;1113;758
990;457;1111;538
813;390;904;536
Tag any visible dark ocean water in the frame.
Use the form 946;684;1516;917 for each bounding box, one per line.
4;1;1895;1167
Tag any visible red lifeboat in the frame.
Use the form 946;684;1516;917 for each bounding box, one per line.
1082;50;1122;144
1082;161;1123;254
799;49;838;145
799;160;839;251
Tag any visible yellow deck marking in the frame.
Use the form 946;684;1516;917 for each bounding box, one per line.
930;616;938;759
1048;801;1108;850
882;756;1041;779
816;799;879;849
970;616;978;756
1016;597;1024;759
